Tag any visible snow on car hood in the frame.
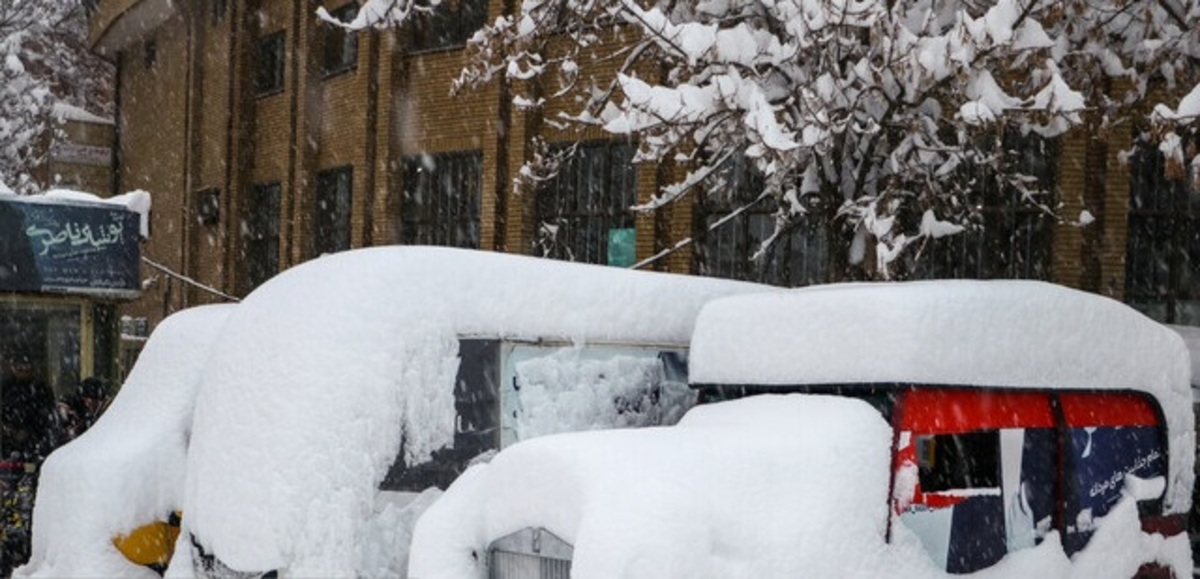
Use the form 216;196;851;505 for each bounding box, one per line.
18;304;235;578
689;280;1194;513
181;247;768;576
409;394;898;578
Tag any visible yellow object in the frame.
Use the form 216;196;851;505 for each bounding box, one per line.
113;513;181;568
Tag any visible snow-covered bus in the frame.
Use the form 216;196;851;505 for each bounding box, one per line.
410;281;1194;579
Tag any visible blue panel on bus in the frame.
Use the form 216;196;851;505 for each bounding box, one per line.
1063;425;1164;555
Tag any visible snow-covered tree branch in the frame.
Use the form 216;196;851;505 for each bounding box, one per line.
339;0;1200;279
0;0;112;194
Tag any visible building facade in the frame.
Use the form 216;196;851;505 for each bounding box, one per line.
87;0;1198;333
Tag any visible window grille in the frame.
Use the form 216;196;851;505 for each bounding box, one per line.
244;182;280;292
408;0;487;53
696;153;828;286
1126;134;1200;324
488;528;573;579
401;151;482;249
535;142;637;266
315;166;353;255
321;3;359;76
915;132;1057;281
256;32;286;96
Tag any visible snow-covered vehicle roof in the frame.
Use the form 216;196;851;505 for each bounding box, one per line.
180;247;769;576
17;304;235;578
689;280;1193;512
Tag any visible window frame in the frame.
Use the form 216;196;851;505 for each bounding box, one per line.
255;31;286;97
314;166;354;256
379;338;691;493
400;151;483;249
244;181;281;293
321;3;360;78
1125;134;1200;324
406;0;488;54
534;141;638;266
915;132;1058;281
142;39;157;70
195;187;220;226
695;154;829;286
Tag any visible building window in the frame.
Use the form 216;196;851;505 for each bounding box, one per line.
315;166;353;255
321;3;359;76
1126;135;1200;324
142;40;157;69
244;181;281;292
697;155;828;286
915;132;1056;280
535;142;637;266
0;302;81;400
401;151;482;248
408;0;487;53
256;31;286;96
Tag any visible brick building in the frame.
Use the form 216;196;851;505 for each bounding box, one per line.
86;0;1198;334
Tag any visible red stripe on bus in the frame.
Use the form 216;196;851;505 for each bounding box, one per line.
900;390;1054;433
1059;392;1159;427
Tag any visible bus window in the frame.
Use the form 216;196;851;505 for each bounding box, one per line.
916;431;999;492
895;389;1056;574
380;339;502;492
380;341;691;493
1059;392;1165;556
499;344;692;446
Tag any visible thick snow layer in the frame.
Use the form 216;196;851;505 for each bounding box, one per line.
51;103;114;126
410;394;1192;579
16;305;235;578
689;280;1194;513
410;395;897;578
6;188;153;238
182;247;768;576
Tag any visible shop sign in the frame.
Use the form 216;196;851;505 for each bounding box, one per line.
49;143;112;167
0;197;140;298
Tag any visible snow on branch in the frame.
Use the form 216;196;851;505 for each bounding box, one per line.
369;0;1198;279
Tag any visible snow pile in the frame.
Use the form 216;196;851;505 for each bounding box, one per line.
16;305;235;578
410;395;902;578
409;394;1191;579
690;280;1194;513
41;189;153;238
51;103;114;126
5;188;153;238
181;247;768;576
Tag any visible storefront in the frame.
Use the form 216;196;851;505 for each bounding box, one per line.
1;194;141;400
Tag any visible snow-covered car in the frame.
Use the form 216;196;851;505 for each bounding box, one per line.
16;304;235;578
410;281;1194;579
164;247;767;577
